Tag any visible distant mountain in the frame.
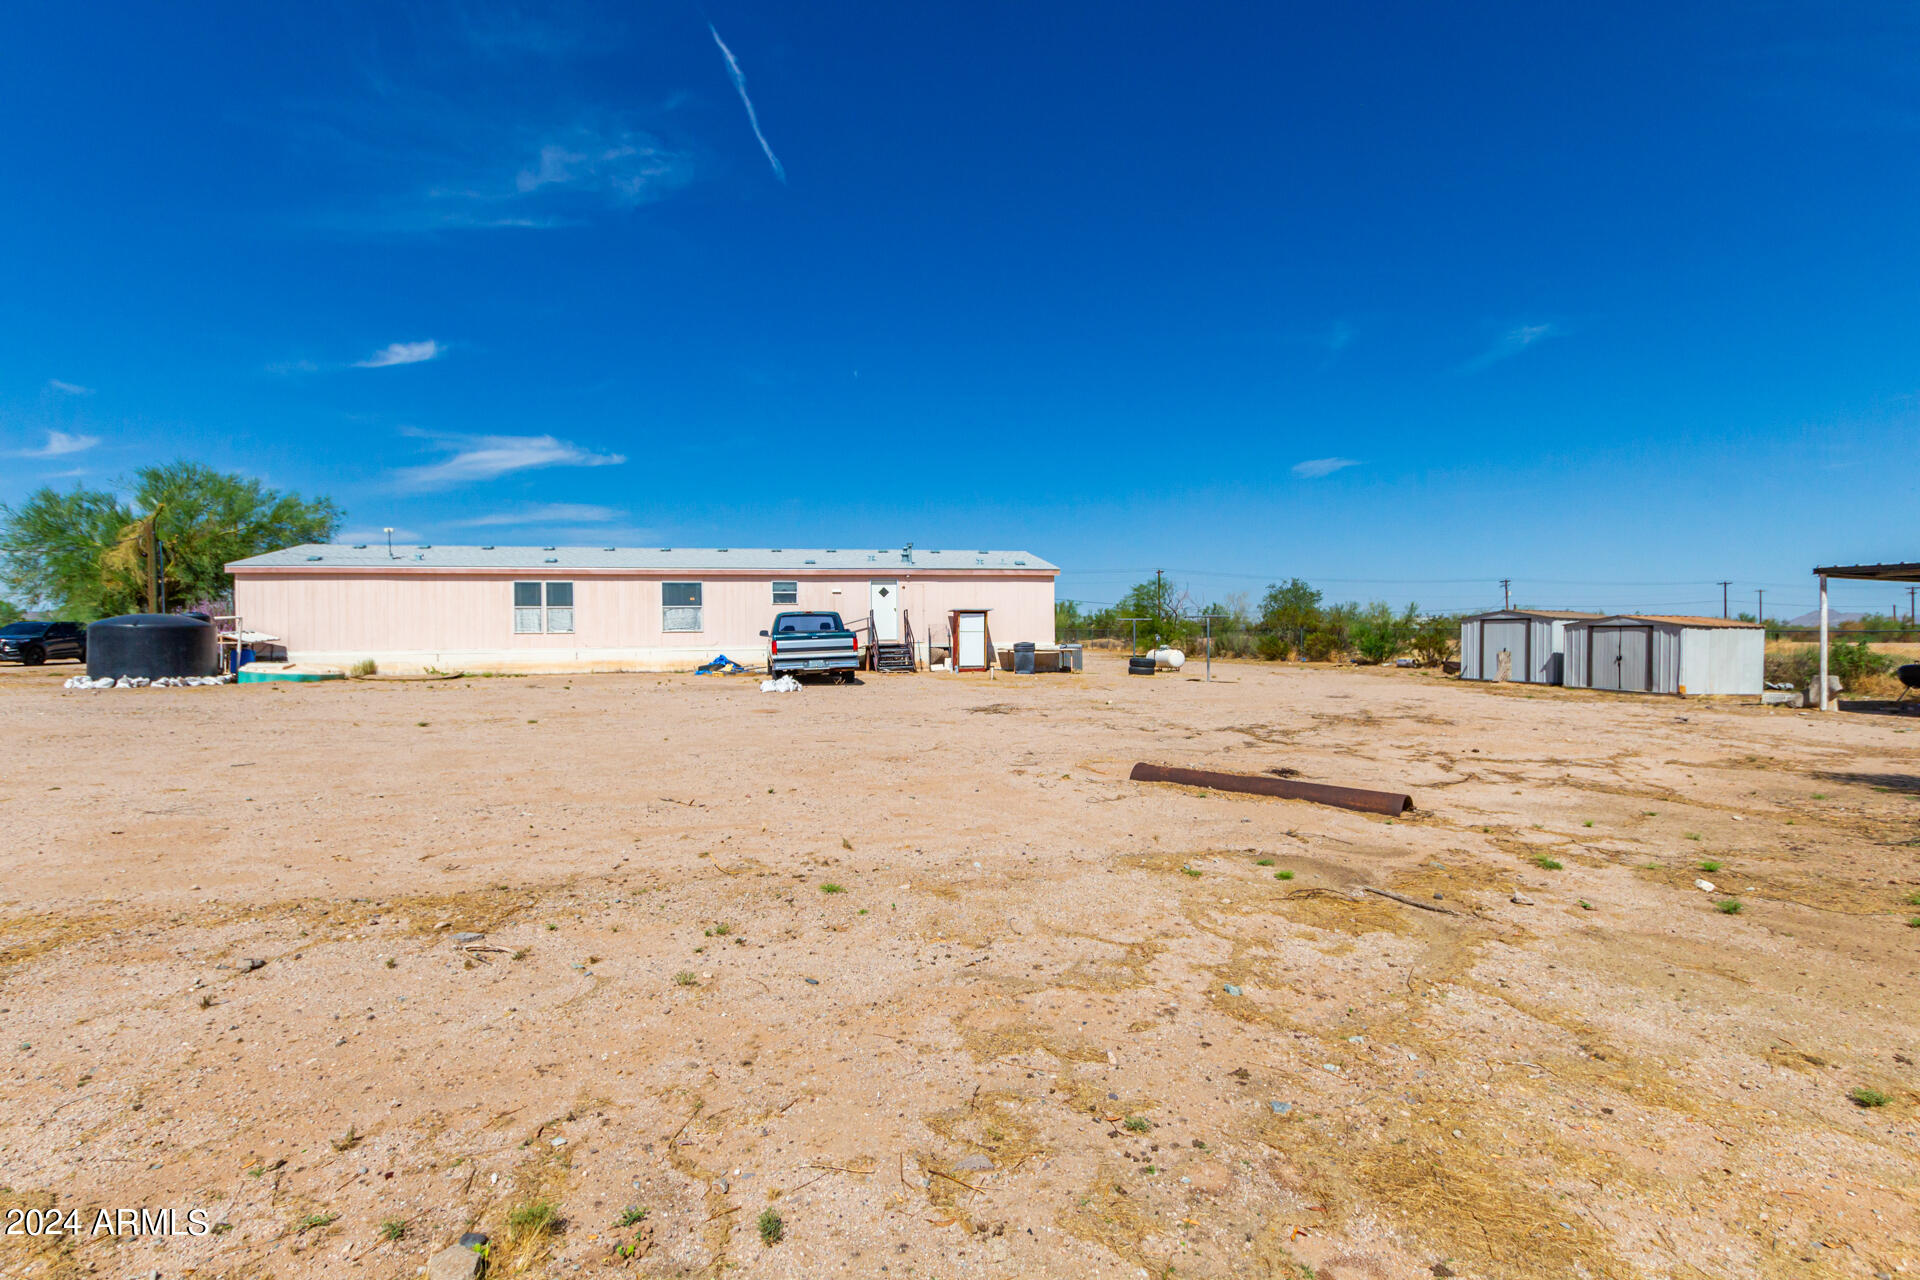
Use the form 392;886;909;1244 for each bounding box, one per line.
1785;610;1866;628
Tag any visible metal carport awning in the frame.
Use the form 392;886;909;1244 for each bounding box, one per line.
1812;563;1920;709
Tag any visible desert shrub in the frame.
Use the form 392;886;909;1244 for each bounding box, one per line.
1350;602;1418;664
1410;615;1456;666
1301;631;1343;663
1766;641;1893;690
1210;631;1254;659
1255;632;1291;661
348;658;377;678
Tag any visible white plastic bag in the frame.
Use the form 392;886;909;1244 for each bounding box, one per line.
759;675;801;693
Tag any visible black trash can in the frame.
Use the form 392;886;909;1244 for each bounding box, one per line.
1014;641;1036;675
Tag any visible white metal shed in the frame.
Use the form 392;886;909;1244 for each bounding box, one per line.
1458;610;1599;684
1562;616;1763;696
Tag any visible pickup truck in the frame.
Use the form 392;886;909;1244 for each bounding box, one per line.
760;611;860;682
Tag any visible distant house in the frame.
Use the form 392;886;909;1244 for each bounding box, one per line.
226;545;1057;674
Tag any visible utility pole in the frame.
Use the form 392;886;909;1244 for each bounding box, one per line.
1718;580;1732;618
1909;585;1916;626
1500;579;1511;610
1756;589;1763;630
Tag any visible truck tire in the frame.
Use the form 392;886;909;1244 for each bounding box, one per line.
22;645;45;666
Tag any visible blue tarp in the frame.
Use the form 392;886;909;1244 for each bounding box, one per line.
695;654;750;675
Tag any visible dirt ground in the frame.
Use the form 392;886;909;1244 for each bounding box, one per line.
3;655;1918;1280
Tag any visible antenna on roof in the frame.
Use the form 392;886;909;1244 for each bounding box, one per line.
384;527;395;560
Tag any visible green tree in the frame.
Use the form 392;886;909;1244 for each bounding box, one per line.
1259;578;1323;655
1409;613;1456;666
0;485;136;619
1115;575;1197;650
1;463;341;619
131;462;342;607
1348;601;1418;664
0;599;21;626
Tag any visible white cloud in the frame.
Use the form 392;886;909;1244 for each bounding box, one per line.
47;379;94;396
19;430;101;458
356;340;443;368
391;432;626;490
452;503;623;527
1459;322;1560;373
710;25;787;182
1291;457;1359;479
512;130;688;206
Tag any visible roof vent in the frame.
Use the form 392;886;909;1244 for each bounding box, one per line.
419;544;432;549
804;558;816;565
717;548;729;552
481;545;494;550
1014;559;1027;565
544;557;558;564
306;555;323;561
659;547;672;552
603;546;615;551
352;543;367;549
770;548;782;553
543;546;555;551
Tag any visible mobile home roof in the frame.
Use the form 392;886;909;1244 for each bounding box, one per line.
228;545;1057;573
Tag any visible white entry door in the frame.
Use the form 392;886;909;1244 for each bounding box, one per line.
957;613;987;669
869;580;900;643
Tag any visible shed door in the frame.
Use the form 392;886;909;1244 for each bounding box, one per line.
1590;627;1623;690
1591;627;1651;691
957;614;987;669
1615;627;1651;691
869;580;900;643
1482;620;1528;683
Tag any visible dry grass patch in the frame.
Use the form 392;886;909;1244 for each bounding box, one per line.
955;1005;1108;1066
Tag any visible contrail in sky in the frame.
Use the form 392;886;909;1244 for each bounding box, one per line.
709;24;786;182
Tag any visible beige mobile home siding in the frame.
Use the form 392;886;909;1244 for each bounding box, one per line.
233;569;1055;673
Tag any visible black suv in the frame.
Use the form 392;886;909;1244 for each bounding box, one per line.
0;621;87;665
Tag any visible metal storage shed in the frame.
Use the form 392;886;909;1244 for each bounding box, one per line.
1562;616;1763;696
1458;610;1600;684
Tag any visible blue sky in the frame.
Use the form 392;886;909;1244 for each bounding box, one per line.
3;3;1917;618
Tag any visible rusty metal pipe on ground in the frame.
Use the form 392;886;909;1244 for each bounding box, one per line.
1128;763;1414;816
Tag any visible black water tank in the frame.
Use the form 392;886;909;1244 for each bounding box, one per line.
87;614;219;679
